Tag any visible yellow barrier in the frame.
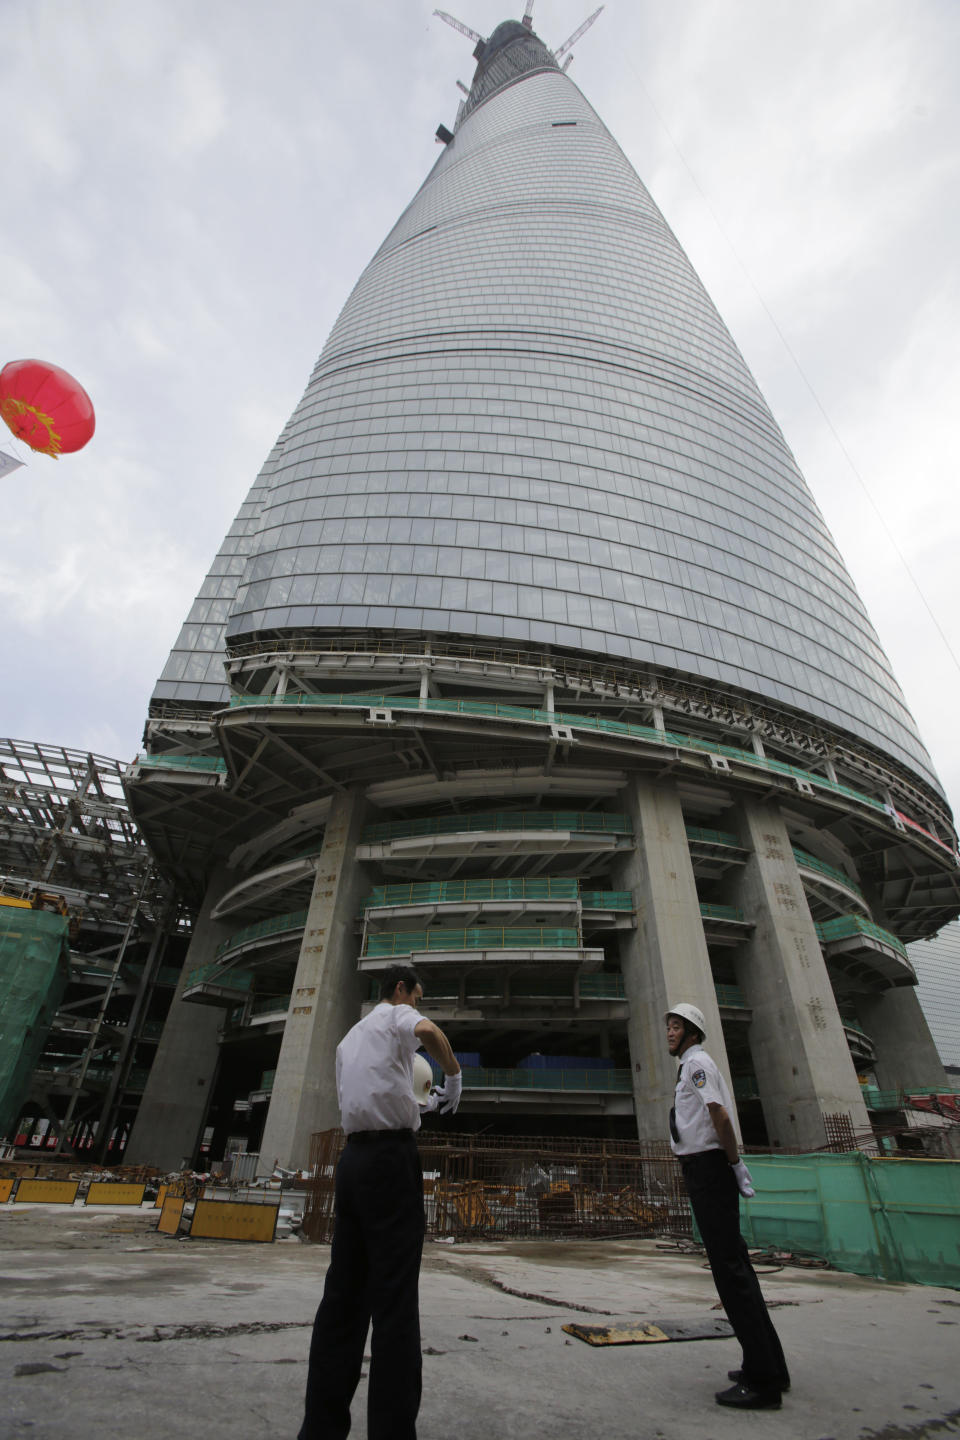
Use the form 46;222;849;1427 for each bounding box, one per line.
14;1179;80;1205
155;1183;171;1208
157;1196;185;1235
85;1182;146;1206
189;1199;278;1243
0;1178;15;1203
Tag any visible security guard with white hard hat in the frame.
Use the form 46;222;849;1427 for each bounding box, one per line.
666;1002;790;1410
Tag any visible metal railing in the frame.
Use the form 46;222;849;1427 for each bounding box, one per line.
250;994;292;1017
183;960;254;993
365;877;579;906
456;1066;632;1092
579;890;633;910
214;909;308;960
226;690;897;822
362;927;582;957
685;824;743;849
699;902;746;922
792;847;865;898
135;752;226;773
363;878;632;910
714;983;748;1008
863;1087;960;1112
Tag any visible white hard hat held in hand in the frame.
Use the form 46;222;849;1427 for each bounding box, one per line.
412;1053;436;1108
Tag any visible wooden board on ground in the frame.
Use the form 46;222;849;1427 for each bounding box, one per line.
85;1182;146;1206
157;1196;186;1235
189;1199;278;1243
563;1322;670;1346
563;1317;734;1346
13;1179;80;1205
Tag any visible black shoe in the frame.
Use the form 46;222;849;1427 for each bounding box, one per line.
728;1368;791;1393
716;1381;782;1410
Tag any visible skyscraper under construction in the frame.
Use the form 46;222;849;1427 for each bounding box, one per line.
124;13;959;1172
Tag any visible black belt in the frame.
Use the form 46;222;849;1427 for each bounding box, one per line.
679;1148;724;1165
347;1128;414;1144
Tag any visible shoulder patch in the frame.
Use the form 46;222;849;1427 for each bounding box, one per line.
692;1069;707;1088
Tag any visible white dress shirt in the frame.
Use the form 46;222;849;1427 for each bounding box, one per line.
670;1044;731;1156
336;1002;423;1135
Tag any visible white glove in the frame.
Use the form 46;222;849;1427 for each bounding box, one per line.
421;1090;440;1113
432;1071;462;1115
732;1159;755;1197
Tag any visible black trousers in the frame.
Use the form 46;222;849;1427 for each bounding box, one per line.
682;1149;790;1392
299;1133;425;1440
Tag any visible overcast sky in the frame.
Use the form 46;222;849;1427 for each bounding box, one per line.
3;0;959;830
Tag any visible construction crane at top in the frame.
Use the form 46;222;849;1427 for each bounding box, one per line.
433;11;484;45
554;6;604;67
434;6;604;69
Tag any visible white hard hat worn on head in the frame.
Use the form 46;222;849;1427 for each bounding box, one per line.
664;1002;706;1038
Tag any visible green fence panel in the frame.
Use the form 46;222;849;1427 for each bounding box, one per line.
864;1158;960;1288
737;1153;960;1289
0;909;71;1136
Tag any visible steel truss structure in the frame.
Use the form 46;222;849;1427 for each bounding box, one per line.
0;738;188;1158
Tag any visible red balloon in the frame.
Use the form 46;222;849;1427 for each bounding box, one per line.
0;358;95;458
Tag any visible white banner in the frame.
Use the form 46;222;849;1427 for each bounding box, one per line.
0;450;25;479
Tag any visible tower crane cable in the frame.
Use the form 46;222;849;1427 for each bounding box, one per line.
623;54;960;682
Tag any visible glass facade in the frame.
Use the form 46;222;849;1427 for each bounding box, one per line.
152;23;940;796
909;921;960;1068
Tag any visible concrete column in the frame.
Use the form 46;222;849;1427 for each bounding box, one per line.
613;775;736;1142
124;867;234;1170
257;788;369;1172
730;799;870;1150
857;985;949;1093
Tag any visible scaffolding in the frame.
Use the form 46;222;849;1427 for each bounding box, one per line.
0;738;188;1158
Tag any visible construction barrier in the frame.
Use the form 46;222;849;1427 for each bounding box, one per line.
303;1130;688;1243
189;1199;279;1243
740;1153;960;1289
85;1181;146;1206
157;1196;185;1235
13;1179;80;1205
0;1178;15;1203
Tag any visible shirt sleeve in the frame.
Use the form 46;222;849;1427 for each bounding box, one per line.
393;1006;423;1052
684;1056;725;1109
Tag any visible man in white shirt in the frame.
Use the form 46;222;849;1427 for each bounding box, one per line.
299;963;462;1440
667;1001;789;1411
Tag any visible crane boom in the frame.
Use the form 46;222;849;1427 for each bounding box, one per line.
434;10;484;45
553;5;604;62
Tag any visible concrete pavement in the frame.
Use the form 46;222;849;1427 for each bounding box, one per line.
1;1202;958;1439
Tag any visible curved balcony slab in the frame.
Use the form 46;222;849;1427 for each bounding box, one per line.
365;898;579;926
210;855;319;920
843;1024;877;1066
359;946;606;973
793;847;869;918
818;916;916;989
357;829;633;862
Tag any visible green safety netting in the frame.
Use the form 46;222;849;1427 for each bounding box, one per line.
0;908;71;1137
737;1152;960;1289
